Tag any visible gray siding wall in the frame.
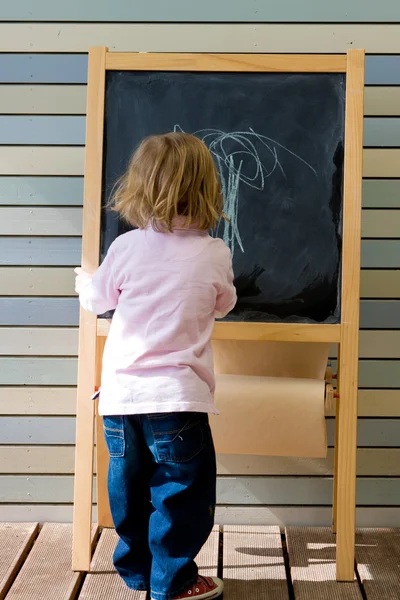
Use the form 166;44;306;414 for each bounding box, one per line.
0;1;400;525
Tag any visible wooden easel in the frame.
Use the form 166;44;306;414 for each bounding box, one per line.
72;48;365;582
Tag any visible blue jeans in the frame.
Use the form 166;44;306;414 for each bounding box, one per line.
103;412;217;600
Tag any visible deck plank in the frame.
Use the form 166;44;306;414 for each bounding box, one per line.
223;525;289;600
6;523;94;600
78;529;146;600
356;529;400;600
0;523;38;600
286;527;363;599
197;525;219;577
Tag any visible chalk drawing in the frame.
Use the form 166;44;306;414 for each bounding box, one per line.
174;125;317;256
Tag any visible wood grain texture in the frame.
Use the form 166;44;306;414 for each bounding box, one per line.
0;267;76;296
0;523;38;600
223;525;289;600
355;529;400;600
0;85;87;115
0;177;83;206
286;527;362;598
0;207;82;236
106;52;347;72
0;387;76;415
2;24;400;53
336;49;365;581
78;528;145;600
73;45;106;573
4;523;88;600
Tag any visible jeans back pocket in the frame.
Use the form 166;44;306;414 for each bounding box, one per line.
103;416;125;458
148;412;205;463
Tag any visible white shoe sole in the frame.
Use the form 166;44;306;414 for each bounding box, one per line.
151;578;224;600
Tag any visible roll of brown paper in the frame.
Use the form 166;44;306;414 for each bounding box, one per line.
210;374;327;458
212;340;330;379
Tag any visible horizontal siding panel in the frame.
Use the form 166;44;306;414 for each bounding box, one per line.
0;55;399;85
0;147;84;175
1;387;396;418
0;85;86;115
362;241;400;268
0;207;82;235
363;149;400;177
0;177;83;206
362;211;400;238
364;118;400;147
0;86;396;117
1;327;397;358
358;390;400;418
0;505;398;528
362;180;400;208
0;298;397;327
0;327;78;355
2;116;399;149
3;24;400;54
0;238;81;266
1;416;398;447
0;116;85;145
360;301;400;329
0;267;75;296
358;331;400;358
2;446;399;477
360;271;400;299
1;147;397;177
0;358;77;385
2;0;400;22
0;55;88;84
0;298;78;326
0;474;398;505
0;207;394;238
364;88;400;117
0;387;76;415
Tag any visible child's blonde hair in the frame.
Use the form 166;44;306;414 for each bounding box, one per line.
111;132;224;232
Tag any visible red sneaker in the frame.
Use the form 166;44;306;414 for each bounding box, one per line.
152;576;224;600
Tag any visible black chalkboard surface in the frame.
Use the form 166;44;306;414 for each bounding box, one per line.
101;71;346;324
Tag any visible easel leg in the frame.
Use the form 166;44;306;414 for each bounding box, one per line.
335;333;358;581
332;347;341;534
72;311;97;572
95;336;113;528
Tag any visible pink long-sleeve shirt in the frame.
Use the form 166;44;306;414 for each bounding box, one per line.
79;223;237;415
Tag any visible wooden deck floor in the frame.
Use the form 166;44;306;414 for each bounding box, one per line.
1;523;399;600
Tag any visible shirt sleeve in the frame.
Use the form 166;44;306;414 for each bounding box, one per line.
78;245;120;315
215;246;237;319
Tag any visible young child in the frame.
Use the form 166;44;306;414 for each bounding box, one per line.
75;132;236;600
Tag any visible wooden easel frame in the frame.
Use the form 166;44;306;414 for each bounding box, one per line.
72;48;365;582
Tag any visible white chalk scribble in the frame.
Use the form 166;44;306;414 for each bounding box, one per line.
174;125;317;256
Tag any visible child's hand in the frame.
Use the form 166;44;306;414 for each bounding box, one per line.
74;267;92;293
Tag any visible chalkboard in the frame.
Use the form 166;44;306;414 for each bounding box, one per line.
101;70;346;324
